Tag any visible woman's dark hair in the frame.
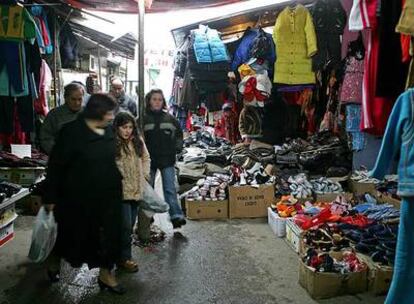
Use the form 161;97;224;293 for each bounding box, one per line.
145;89;167;113
113;112;144;157
83;93;116;120
64;83;84;99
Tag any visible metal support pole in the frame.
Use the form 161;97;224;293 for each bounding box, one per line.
138;0;145;123
97;46;103;89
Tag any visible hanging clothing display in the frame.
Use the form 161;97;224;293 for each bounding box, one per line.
309;0;347;71
272;5;318;85
176;27;229;111
238;73;272;105
0;3;38;139
231;27;276;72
30;5;53;54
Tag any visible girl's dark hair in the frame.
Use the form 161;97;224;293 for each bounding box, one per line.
113;112;144;157
145;89;167;113
83;93;116;120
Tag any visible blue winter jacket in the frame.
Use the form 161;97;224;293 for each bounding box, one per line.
231;28;276;71
371;89;414;197
193;25;229;63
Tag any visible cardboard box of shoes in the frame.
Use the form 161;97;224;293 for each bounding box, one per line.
357;253;393;295
228;184;274;219
299;251;368;299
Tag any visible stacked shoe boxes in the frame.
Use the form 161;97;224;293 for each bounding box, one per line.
228;184;274;219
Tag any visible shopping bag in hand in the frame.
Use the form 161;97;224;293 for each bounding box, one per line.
28;206;57;263
140;180;170;213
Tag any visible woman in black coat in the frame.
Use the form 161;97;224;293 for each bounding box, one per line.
44;94;125;294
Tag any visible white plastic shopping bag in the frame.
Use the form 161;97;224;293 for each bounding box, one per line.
28;206;57;263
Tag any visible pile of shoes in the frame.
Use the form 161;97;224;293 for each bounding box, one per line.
303;248;366;273
303;224;351;252
229;162;275;186
185;174;230;201
311;177;343;194
287;174;313;199
0;181;22;203
340;223;398;266
351;170;380;184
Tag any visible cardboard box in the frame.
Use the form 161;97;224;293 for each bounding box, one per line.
316;192;353;202
267;207;286;238
228;184;274;219
0;222;14;248
376;191;401;210
349;180;377;195
286;218;304;254
185;200;228;220
299;258;368;299
357;254;393;295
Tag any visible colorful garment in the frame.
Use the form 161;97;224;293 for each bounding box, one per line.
340;57;364;103
272;5;317;84
0;4;36;41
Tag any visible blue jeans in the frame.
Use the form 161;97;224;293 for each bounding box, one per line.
150;167;184;221
120;201;138;261
385;198;414;304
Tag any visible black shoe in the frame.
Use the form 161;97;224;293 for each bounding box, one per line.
98;279;126;295
47;270;60;283
172;218;186;229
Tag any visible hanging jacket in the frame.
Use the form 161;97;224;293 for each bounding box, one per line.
231;27;276;71
309;0;347;34
371;89;414;196
309;0;347;71
0;4;36;41
273;5;318;84
193;25;229;63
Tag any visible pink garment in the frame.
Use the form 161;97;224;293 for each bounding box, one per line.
34;60;52;116
348;0;378;31
340;57;364;103
341;0;360;59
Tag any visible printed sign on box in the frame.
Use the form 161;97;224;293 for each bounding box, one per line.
228;184;274;219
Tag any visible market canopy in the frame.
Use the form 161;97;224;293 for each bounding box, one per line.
50;0;247;13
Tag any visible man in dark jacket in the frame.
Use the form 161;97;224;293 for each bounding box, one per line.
109;78;137;117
